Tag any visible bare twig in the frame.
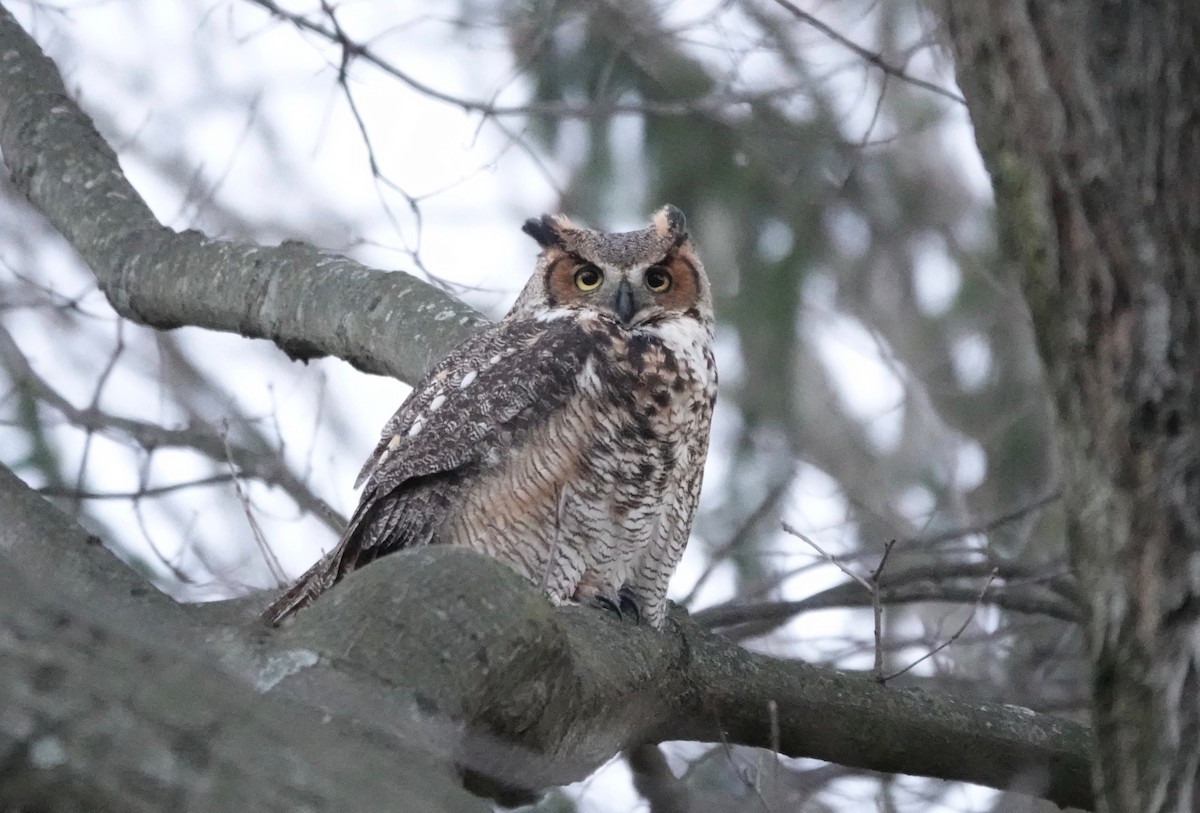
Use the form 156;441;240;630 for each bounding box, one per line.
681;474;794;607
714;712;775;813
870;539;898;681
841;72;893;186
0;325;345;533
128;488;194;586
782;522;871;590
698;580;1075;638
914;489;1062;547
71;320;125;514
221;419;287;586
733;493;1065;608
313;0;435;283
783;526;902;680
244;0;824;120
882;568;999;682
763;698;781;795
38;474;238;500
768;0;966;106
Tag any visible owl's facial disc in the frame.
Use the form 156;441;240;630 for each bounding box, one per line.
549;254;684;326
538;233;707;330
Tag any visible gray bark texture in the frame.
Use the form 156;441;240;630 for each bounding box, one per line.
0;467;488;813
0;3;1100;810
935;3;1200;811
0;6;486;385
1;465;1093;809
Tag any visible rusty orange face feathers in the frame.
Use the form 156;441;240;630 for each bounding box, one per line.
510;205;712;330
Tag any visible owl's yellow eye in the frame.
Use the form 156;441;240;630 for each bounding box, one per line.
574;265;604;291
645;265;672;293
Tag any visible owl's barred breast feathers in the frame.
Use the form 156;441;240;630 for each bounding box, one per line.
264;206;716;628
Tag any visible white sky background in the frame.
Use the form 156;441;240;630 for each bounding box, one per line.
2;1;1000;810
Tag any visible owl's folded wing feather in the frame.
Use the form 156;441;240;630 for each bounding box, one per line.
263;317;593;624
354;317;592;494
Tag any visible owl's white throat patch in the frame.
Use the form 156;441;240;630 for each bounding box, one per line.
533;306;577;323
642;317;713;379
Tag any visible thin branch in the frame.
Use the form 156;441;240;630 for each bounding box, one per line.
38;474;238;500
128;474;195;586
782;526;902;680
883;568;999;682
0;324;345;533
768;0;966;106
70;320;125;514
221;419;288;587
694;576;1078;634
714;713;774;812
912;489;1062;547
762;697;781;801
841;71;892;186
738;493;1066;608
681;474;794;607
316;0;435;284
782;522;871;590
244;0;823;120
870;539;897;681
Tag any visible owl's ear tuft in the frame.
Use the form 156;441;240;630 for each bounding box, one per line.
652;205;687;245
522;214;575;249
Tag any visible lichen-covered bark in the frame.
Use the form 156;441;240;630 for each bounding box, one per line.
0;476;486;813
935;4;1200;810
0;568;491;813
0;5;487;384
1;465;1096;809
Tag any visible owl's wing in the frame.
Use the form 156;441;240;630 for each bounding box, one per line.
263;316;595;624
353;316;593;496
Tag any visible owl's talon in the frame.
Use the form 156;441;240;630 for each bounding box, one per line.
618;586;642;624
590;592;624;620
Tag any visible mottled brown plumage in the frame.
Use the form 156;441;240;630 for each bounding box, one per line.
265;206;716;628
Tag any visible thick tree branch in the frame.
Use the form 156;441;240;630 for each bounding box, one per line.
0;4;487;384
0;459;184;625
0;470;485;812
1;465;1095;809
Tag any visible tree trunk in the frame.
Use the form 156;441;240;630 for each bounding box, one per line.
936;4;1200;810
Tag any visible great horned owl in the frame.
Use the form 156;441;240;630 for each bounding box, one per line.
264;206;716;628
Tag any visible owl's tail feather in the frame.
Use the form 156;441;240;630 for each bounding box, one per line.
261;536;356;625
260;496;381;625
262;489;431;625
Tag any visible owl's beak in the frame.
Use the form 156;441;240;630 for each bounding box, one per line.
614;278;636;325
